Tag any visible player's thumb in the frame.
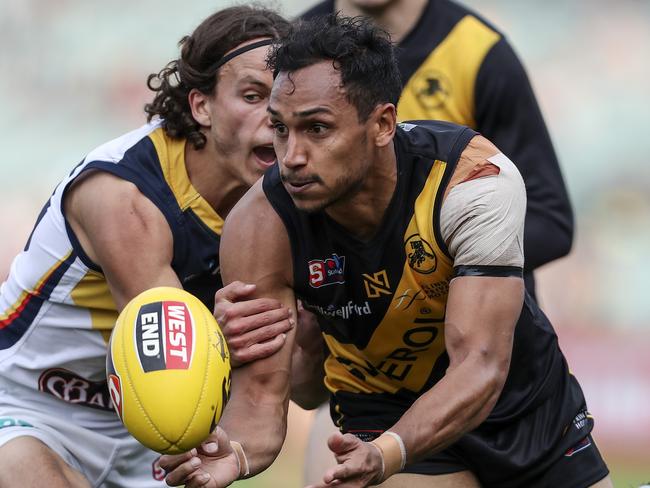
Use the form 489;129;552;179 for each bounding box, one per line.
214;281;256;304
328;432;359;455
198;426;229;457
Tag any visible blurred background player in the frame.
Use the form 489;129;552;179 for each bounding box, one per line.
302;0;573;299
299;0;575;482
0;6;291;487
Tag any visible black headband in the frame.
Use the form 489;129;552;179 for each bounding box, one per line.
208;39;273;73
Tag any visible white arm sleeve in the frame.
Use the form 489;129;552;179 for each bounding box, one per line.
440;153;526;268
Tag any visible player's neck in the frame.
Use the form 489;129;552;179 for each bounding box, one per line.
325;143;398;242
334;0;428;44
184;142;249;219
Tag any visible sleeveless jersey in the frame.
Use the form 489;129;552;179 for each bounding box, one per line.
263;121;576;433
0;121;223;413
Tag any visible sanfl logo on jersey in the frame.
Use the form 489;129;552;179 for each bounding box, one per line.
308;254;346;288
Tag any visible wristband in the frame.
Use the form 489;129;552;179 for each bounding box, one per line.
230;441;250;478
370;431;406;480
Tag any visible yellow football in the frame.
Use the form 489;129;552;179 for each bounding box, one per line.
106;286;231;454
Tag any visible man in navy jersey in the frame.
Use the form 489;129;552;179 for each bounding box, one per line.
0;7;293;487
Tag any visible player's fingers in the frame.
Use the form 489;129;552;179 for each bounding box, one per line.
324;463;350;484
159;448;196;473
223;305;292;336
163;455;202;486
227;313;293;350
232;333;287;365
222;298;288;319
213;281;256;303
183;470;214;488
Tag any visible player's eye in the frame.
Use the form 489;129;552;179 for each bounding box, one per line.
308;123;329;135
273;122;288;137
243;92;262;103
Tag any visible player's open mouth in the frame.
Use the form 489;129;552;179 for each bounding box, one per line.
253;145;276;167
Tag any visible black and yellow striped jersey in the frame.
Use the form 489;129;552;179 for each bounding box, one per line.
263;120;574;433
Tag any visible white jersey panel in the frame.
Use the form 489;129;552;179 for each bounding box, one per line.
0;121;163;410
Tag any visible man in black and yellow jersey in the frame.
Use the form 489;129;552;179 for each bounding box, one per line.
161;15;611;488
299;1;576;481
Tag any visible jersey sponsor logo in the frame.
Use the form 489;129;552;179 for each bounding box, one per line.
107;373;123;420
572;409;592;430
308;254;346;288
136;301;194;372
409;69;452;110
377;317;443;382
326;313;444;389
0;417;33;429
405;234;437;274
393;288;426;310
421;280;449;299
564;436;592;457
362;270;391;298
304;300;372;320
38;368;114;411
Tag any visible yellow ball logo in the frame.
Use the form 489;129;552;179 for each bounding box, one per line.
106;287;231;454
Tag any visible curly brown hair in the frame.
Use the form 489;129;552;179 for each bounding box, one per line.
145;6;290;150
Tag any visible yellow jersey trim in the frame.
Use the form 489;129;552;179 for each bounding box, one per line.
397;15;501;127
149;128;224;235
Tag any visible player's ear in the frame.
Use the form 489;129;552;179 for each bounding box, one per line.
188;88;211;127
370;103;397;148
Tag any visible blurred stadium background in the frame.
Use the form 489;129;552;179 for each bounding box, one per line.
1;0;648;486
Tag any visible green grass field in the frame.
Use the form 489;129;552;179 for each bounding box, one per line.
231;460;649;487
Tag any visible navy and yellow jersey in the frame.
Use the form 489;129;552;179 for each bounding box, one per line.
73;121;224;308
263;121;575;434
0;121;222;412
301;0;574;292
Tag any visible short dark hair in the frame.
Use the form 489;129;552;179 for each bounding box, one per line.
267;14;402;121
145;6;290;149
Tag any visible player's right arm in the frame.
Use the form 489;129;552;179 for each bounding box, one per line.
161;179;297;487
65;170;293;358
64;170;180;310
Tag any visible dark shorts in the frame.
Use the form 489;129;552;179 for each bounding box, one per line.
345;379;609;488
392;432;609;488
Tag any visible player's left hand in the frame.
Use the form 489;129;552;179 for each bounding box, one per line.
305;432;384;488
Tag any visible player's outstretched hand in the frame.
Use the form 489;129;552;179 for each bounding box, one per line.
160;427;240;488
305;432;384;488
214;281;294;367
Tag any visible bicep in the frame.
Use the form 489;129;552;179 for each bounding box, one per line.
218;185;297;397
64;171;179;310
444;275;523;369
